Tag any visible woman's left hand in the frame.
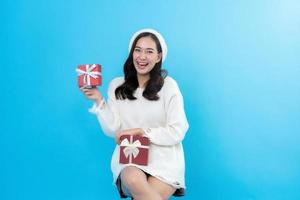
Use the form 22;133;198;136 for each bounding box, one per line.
115;128;145;145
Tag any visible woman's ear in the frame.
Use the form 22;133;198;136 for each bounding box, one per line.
156;53;162;63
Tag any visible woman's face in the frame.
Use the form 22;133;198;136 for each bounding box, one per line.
132;36;162;76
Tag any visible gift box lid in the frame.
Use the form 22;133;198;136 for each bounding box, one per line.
120;135;150;146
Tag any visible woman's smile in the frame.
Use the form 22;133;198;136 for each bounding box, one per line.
136;61;149;68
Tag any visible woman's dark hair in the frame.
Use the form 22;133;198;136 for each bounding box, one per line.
115;32;167;101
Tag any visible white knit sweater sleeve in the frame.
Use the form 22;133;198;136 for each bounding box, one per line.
143;78;189;146
88;78;122;137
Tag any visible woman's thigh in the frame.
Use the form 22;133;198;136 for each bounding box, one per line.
147;176;176;200
120;166;148;194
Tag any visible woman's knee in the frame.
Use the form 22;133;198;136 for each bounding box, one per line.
147;176;175;200
122;175;140;190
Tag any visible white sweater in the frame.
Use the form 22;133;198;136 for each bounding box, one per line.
89;76;189;189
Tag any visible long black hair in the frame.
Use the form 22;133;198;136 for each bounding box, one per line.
115;32;167;101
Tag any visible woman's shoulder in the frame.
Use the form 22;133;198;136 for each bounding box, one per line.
163;76;180;90
162;76;181;95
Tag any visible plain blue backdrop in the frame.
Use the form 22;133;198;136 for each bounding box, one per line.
1;0;300;199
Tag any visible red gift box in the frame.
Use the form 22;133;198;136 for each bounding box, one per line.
76;64;102;88
119;135;150;166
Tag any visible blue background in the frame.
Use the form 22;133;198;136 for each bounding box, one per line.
1;0;300;199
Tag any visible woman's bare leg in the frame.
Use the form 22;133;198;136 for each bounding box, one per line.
121;166;162;200
147;176;176;200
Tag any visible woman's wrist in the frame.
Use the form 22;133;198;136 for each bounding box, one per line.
138;128;145;135
95;97;103;106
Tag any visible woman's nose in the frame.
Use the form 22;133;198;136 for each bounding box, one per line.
139;51;146;59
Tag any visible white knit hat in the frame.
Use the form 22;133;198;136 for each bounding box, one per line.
128;28;168;62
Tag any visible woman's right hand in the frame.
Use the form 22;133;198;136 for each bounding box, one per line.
80;86;103;105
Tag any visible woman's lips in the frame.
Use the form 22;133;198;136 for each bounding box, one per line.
136;61;149;69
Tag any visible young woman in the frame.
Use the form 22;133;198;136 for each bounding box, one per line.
80;29;189;200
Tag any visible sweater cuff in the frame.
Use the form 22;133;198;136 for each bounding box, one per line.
88;99;106;114
142;128;152;138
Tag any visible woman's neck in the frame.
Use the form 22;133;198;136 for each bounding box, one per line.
137;74;150;88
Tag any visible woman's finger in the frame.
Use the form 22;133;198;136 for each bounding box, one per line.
80;87;90;92
82;89;91;93
86;93;94;98
116;131;124;145
115;134;120;144
84;90;94;95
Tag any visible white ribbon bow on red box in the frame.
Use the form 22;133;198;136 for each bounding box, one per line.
120;136;149;163
76;64;101;86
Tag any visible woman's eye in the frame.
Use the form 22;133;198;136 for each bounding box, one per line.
146;50;154;54
134;48;141;52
